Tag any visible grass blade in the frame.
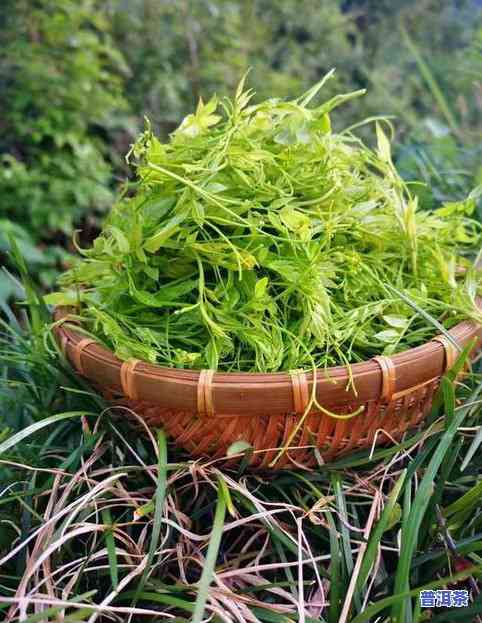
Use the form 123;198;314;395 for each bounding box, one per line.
355;469;407;595
384;284;461;352
0;411;94;456
460;420;482;472
444;479;482;519
400;24;459;136
392;379;482;621
191;476;226;623
132;428;168;600
120;590;194;613
1;591;97;623
350;566;482;623
101;508;119;590
326;511;343;623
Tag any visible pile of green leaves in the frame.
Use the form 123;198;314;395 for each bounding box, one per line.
49;75;482;372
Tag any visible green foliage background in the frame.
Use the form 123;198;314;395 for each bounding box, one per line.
0;3;482;619
0;0;481;299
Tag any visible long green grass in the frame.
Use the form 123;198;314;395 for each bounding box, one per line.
1;287;482;622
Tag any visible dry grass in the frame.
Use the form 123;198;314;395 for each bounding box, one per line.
1;302;482;621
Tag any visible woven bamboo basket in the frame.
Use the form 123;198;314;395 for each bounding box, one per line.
54;305;482;468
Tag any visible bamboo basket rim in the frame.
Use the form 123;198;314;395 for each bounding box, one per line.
54;303;482;418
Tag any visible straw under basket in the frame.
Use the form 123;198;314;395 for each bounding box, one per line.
54;306;482;468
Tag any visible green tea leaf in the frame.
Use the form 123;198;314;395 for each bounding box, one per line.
48;75;482;373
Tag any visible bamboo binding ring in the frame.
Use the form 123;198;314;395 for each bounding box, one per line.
289;369;310;415
72;338;96;375
120;359;141;400
197;369;216;417
432;335;458;372
372;355;396;402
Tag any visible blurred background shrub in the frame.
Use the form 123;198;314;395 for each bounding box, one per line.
0;0;481;301
0;0;131;298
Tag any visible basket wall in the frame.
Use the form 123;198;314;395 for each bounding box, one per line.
111;378;438;468
54;305;482;469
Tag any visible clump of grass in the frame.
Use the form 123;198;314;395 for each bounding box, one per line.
1;294;482;621
47;72;481;371
2;376;482;622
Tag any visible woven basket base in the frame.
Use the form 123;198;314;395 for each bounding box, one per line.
106;380;436;468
